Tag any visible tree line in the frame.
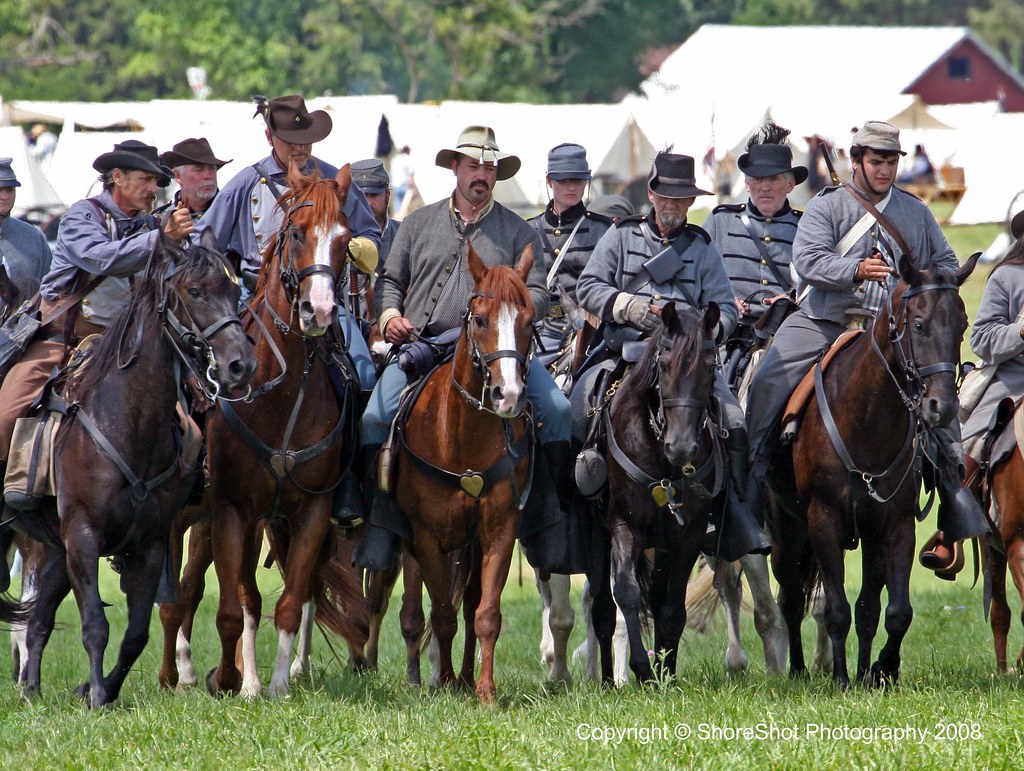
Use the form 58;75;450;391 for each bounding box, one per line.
0;0;1020;105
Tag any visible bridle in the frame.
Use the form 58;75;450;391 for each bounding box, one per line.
451;290;535;414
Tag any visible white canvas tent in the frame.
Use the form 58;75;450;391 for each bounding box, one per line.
0;125;64;217
946;111;1024;226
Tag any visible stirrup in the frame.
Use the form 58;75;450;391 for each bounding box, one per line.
919;532;964;580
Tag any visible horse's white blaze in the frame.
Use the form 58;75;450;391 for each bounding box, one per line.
494;302;523;414
239;608;262;699
308;222;342;329
269;627;296;698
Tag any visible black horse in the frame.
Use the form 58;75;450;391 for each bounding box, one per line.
7;229;255;707
592;302;722;683
768;253;976;688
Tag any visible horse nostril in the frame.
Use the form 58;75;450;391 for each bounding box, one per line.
299;300;314;318
490;385;504;405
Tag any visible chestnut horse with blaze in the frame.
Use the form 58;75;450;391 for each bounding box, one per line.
394;244;535;704
202;163;368;699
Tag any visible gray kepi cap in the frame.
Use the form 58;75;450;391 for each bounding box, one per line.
851;121;907;155
546;143;591;181
351;159;391;194
0;158;21;188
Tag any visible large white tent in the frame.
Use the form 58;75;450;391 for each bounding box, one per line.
0;125;63;217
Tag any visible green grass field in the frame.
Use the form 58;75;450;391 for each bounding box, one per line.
1;216;1021;769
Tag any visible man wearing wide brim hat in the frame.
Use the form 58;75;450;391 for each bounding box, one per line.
527;142;614;369
575;150;771;562
156;137;232;223
0;157;52;304
743;118;988;579
355;125;582;576
704;121;807;322
0;140;196;585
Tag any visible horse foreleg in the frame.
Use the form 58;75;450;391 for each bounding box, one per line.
808;504;852;689
159;515;211;689
574;579;601;683
539;573;574;684
650;539;699;680
21;546;70;701
713;559;748;676
771;524;810;676
98;544;166;706
985;539;1010;672
855;533;886;683
869;516;915;687
474;533;516;705
365;561;400;671
740;552;788;675
209;508;259;697
415;537;457;689
399;556;425;686
609;518;652;684
1002;536;1024;672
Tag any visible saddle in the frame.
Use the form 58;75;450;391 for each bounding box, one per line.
780;329;863;441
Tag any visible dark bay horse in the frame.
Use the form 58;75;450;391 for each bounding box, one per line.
391;243;535;704
13;229;255;707
769;254;976;688
595;302;722;684
202;163;369;699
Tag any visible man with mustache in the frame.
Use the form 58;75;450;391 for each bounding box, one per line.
0;141;193;590
355;125;578;574
155;137;231;224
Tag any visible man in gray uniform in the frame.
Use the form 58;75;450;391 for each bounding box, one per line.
350;159;401;325
744;121;989;576
704;123;805;323
576;151;770;561
527;143;613;366
356;125;574;572
0;158;52;306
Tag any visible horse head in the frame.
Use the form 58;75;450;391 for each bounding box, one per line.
887;252;977;428
656;301;719;468
277;161;352;336
160;228;257;394
462;243;535;418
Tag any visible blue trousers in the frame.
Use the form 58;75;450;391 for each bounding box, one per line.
361;357;570;447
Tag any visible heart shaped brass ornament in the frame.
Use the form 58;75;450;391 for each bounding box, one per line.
650;485;670;508
270;453;296;478
460;473;485;498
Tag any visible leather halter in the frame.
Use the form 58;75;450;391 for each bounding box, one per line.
813;281;960;504
606;334;724;523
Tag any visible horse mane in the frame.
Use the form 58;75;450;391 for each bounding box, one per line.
622;306;705;394
478;264;534;317
72;242;222;395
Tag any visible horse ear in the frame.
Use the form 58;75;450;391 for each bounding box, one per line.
287;158;304;189
704;301;720;337
468;242;487;284
335;164;351;206
898;253;921;285
956;251;981;287
515;244;534;283
661;300;679;330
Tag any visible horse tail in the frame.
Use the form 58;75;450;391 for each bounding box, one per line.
417;544;473;655
0;593;32;627
314;549;370;650
637;549;653;637
685;557;722;633
800;543;821;618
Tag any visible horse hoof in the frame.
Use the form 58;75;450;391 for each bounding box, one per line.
74;682;90;701
205;667;223;697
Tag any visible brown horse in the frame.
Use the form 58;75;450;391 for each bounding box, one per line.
768;254;976;688
15;230;255;707
203;163;368;699
985;428;1024;672
390;243;535;704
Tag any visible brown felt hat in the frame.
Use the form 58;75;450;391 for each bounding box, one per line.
160;137;231;169
255;94;332;144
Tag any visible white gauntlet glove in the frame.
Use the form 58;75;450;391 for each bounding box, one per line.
612;293;658;331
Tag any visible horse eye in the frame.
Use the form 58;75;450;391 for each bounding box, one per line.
473;315;487;329
188;288;202;299
913;319;924;332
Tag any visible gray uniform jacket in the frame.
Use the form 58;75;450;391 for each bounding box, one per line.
792;183;959;325
42;191;160;327
703;200;800;317
0;216;52;302
377;197;548;334
528;201;612;303
962;263;1024;441
577;213;739;340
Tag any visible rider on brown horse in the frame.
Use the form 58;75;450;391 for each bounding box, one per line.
0;141;194;591
574;151;771;562
743;120;990;577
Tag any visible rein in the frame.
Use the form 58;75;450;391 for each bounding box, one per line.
813;282;960;505
606;336;725;523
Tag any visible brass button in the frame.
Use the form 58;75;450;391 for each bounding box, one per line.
251;197;259;204
761;259;768;265
763;236;772;243
662;239;670;246
553;247;560;256
253;215;260;223
653;294;662;301
765;217;773;223
554;229;562;237
259;178;267;185
761;279;769;285
436;281;443;287
82;298;91;305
